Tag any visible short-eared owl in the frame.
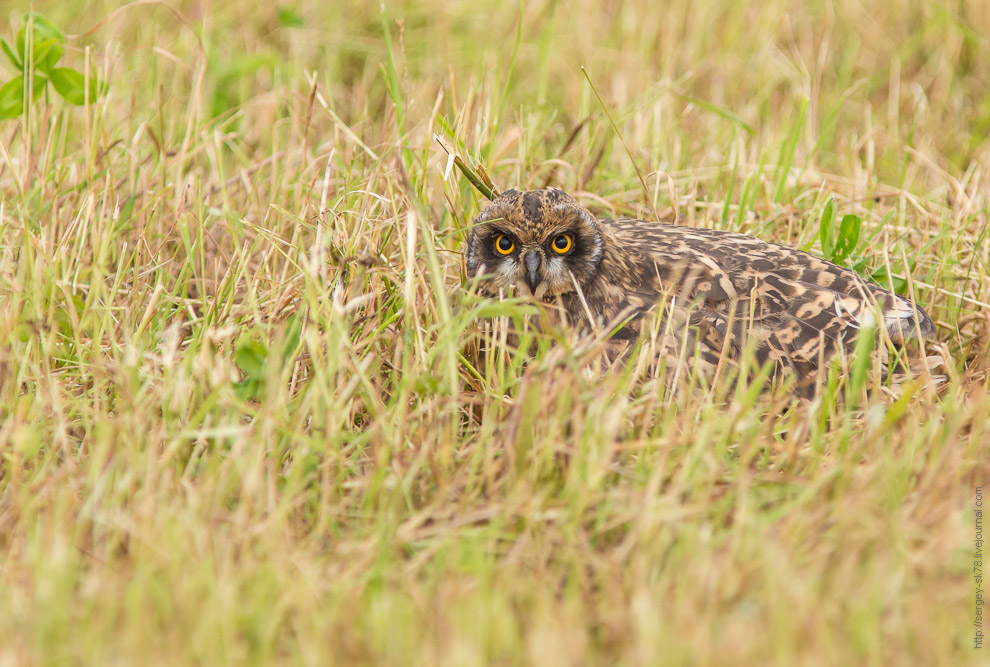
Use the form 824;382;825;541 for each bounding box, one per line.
465;188;937;389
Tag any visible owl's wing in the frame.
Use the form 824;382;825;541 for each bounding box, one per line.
600;219;935;379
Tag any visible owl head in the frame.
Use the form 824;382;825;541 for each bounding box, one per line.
465;188;606;299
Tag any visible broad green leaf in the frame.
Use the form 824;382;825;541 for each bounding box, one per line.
832;213;862;264
1;38;21;70
0;78;22;118
234;337;267;380
16;14;64;75
31;38;64;75
818;198;835;260
50;67;100;105
233;378;262;401
234;334;269;402
0;75;47;119
17;14;64;51
277;9;304;27
29;74;46;100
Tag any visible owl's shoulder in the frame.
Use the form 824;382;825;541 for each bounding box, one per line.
598;218;855;285
600;218;773;257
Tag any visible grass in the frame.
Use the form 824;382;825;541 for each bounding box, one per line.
1;0;989;664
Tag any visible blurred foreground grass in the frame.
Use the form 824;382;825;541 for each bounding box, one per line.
1;1;989;664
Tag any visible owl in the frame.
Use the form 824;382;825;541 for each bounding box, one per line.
464;188;938;391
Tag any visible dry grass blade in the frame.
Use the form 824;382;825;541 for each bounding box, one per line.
435;133;500;200
0;2;987;665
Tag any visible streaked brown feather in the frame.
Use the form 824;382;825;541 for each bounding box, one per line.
465;189;938;391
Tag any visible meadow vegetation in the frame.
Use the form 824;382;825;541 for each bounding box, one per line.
1;0;988;664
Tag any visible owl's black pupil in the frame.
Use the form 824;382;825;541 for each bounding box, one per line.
497;236;512;251
555;236;568;249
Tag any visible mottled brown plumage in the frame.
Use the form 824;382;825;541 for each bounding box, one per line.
465;188;937;390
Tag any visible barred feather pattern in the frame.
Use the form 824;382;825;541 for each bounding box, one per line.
465;188;938;391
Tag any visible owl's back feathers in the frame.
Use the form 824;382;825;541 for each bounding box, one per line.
465;189;940;392
572;218;936;385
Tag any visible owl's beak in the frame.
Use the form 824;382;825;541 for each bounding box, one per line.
523;251;543;293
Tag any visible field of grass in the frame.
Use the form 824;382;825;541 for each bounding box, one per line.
1;0;989;664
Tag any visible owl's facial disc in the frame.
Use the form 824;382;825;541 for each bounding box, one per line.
465;188;605;299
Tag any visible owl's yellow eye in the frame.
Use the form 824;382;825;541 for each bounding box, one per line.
551;233;572;254
494;235;515;255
